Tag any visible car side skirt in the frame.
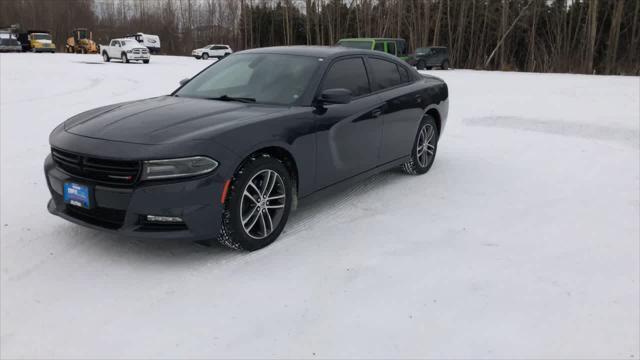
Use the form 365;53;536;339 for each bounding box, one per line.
299;155;410;205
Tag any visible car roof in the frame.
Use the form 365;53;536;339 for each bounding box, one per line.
241;45;403;61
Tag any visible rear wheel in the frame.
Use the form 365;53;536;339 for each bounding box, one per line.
102;52;110;62
217;154;292;251
202;53;209;60
402;115;439;175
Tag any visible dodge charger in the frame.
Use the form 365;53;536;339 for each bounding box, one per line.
45;46;449;250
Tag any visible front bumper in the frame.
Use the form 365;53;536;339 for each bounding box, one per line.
45;154;224;241
33;45;56;52
128;53;150;60
0;46;22;52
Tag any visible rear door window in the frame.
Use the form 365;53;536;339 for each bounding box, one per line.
398;65;410;82
321;57;371;98
373;42;384;52
368;58;402;91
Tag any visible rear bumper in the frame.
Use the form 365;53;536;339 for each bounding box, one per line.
45;154;224;241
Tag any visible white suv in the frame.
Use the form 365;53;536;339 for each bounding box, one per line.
192;44;233;60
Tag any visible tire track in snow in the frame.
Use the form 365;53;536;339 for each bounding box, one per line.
464;116;639;149
4;77;104;105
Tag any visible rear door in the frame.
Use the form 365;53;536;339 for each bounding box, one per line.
314;56;385;188
366;56;424;163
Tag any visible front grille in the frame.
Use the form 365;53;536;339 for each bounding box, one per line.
66;205;126;229
52;148;141;186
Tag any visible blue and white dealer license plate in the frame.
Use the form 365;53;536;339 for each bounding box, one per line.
63;182;91;209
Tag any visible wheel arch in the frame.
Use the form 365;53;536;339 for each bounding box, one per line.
233;145;300;204
424;107;442;134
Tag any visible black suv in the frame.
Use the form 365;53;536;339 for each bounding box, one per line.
409;47;450;70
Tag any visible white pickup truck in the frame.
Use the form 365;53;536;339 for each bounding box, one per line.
101;38;150;64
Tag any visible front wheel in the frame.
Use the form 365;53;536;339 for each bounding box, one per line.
417;60;426;70
143;59;149;64
202;53;209;60
402;115;439;175
441;60;449;70
102;52;110;62
121;53;129;63
217;154;293;251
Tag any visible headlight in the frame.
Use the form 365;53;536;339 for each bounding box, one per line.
141;156;218;180
127;50;132;53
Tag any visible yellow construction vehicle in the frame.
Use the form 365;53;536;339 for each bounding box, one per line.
65;28;97;54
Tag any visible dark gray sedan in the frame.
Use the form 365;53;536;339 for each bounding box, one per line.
45;46;449;250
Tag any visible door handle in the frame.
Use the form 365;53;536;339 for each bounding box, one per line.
371;109;382;118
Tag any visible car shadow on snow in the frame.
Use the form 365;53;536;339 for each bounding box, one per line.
62;167;410;263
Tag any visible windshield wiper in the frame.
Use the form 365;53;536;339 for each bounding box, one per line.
206;95;256;103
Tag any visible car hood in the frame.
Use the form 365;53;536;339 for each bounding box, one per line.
64;96;287;145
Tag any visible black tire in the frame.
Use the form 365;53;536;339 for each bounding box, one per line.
102;51;110;62
402;115;439;175
217;154;293;251
143;59;149;64
194;56;201;60
417;60;426;70
442;60;449;70
122;52;129;63
202;53;209;60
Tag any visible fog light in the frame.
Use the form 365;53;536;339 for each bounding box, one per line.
146;215;183;223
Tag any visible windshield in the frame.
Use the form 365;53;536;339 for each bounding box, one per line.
122;39;138;46
337;40;372;50
416;47;430;55
176;53;320;106
32;33;51;40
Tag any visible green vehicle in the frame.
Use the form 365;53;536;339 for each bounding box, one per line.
336;38;409;60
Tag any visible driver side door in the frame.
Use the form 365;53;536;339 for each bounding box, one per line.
313;56;385;189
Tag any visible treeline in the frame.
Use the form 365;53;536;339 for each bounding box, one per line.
1;0;638;75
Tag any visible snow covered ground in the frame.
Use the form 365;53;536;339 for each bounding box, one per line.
1;53;639;359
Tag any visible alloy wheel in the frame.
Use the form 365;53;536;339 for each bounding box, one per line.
240;169;286;240
416;123;436;167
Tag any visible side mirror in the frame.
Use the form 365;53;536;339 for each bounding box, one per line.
179;78;190;86
318;88;352;105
